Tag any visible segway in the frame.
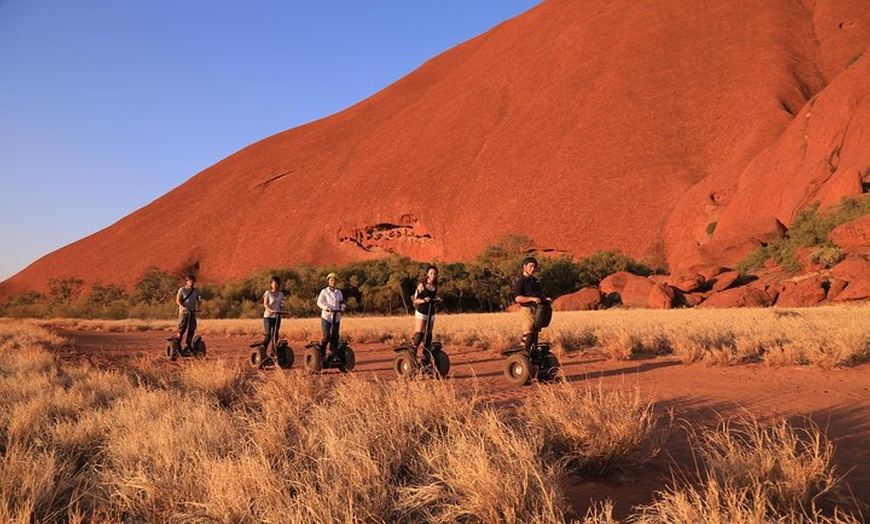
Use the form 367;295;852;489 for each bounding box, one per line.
166;309;206;361
393;299;450;379
501;301;560;386
249;312;294;370
304;310;355;373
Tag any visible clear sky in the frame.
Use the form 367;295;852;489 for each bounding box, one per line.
0;1;540;281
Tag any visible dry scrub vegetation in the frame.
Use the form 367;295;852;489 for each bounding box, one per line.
1;321;862;523
37;303;870;368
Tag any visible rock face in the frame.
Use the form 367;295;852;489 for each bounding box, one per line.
648;283;677;309
776;277;827;308
552;287;602;311
2;0;870;296
698;287;774;309
829;216;870;257
831;257;870;301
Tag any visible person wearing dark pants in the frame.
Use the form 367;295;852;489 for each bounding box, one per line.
175;275;202;350
316;272;346;355
262;276;284;348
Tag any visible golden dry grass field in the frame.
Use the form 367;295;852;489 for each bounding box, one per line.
2;304;869;522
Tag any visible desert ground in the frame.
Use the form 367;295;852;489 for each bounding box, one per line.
45;314;870;521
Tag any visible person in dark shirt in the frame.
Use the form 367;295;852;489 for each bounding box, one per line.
411;265;440;356
175;275;202;350
512;256;550;351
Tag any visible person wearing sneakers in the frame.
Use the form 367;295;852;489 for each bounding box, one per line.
316;272;346;357
262;275;284;349
411;265;441;358
512;257;550;351
175;274;202;351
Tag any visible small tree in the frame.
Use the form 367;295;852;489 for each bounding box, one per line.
538;255;581;298
134;268;179;305
48;277;85;305
88;283;127;310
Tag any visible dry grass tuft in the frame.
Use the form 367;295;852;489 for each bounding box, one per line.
520;381;660;475
631;416;856;524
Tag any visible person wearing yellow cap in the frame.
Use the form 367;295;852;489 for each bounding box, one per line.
316;272;346;357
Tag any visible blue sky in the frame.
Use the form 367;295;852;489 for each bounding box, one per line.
0;1;540;281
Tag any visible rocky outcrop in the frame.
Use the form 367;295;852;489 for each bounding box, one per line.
648;283;677;309
831;257;870;301
552;287;602;311
698;287;774;309
829;215;870;257
620;275;656;308
776;277;827;308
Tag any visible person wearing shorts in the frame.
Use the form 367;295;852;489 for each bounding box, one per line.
411;265;440;356
512;257;549;351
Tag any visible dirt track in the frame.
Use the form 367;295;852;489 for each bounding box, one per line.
56;329;870;518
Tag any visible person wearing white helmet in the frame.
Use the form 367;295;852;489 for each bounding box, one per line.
316;272;346;356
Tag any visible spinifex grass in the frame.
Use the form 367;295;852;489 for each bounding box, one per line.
1;321;862;523
2;323;657;523
37;303;869;368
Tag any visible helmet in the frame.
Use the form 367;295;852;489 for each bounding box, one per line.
521;256;538;267
326;272;339;281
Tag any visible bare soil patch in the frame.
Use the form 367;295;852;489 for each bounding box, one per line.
54;329;870;519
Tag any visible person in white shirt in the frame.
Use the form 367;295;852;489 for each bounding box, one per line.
262;276;284;348
316;272;346;355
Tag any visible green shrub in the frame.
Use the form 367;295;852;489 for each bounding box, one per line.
738;197;870;272
2;237;656;319
705;221;717;237
576;250;653;288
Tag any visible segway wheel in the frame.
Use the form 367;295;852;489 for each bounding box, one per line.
249;345;267;369
304;345;324;374
276;341;294;370
167;338;181;361
339;346;355;373
537;353;561;383
193;338;207;359
393;350;417;378
432;349;450;378
504;353;532;386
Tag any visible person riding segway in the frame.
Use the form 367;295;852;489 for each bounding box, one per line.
502;256;560;385
304;272;355;373
249;275;294;369
167;275;206;360
394;265;450;378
